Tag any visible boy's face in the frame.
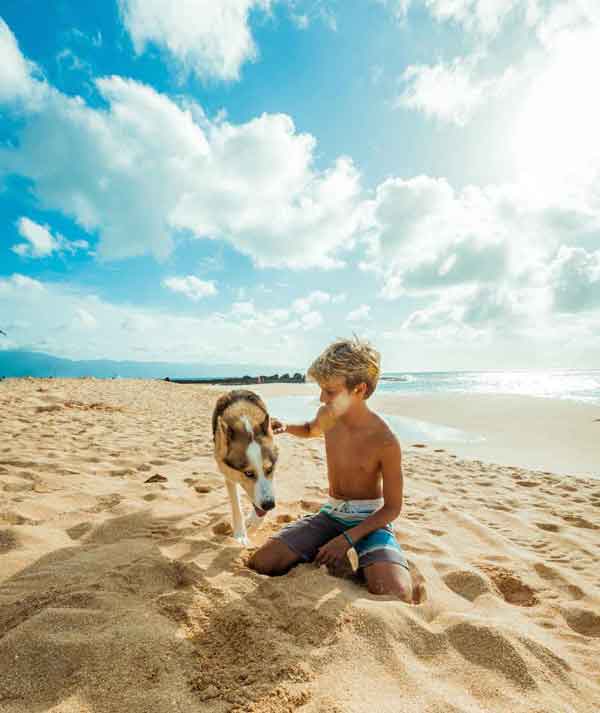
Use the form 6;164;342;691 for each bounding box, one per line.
318;376;365;416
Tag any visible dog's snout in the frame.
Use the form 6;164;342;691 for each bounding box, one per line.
261;498;275;512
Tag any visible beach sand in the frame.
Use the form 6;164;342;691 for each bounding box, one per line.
1;378;599;712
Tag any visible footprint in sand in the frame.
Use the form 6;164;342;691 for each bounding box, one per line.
561;515;599;530
66;521;93;540
427;528;446;537
0;528;19;553
533;562;584;601
443;569;491;602
476;564;539;607
534;521;562;533
560;607;600;637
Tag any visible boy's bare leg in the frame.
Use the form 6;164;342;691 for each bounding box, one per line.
247;538;302;576
363;562;413;603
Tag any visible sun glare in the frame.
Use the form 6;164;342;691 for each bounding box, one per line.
511;28;600;190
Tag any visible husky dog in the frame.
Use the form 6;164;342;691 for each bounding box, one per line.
212;389;279;546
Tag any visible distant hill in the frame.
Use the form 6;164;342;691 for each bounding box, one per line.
0;350;302;379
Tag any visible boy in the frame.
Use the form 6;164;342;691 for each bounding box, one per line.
247;336;413;603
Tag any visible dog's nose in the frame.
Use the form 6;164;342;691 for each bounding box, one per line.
260;498;275;512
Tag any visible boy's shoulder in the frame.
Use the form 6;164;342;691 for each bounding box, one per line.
367;409;401;450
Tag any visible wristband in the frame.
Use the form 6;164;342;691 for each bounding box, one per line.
342;532;359;572
342;531;355;547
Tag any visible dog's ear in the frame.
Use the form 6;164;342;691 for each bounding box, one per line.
261;412;271;436
215;416;230;459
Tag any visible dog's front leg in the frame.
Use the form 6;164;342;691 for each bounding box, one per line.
225;480;249;546
245;508;265;533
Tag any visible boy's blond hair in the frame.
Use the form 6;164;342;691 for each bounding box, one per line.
307;335;381;399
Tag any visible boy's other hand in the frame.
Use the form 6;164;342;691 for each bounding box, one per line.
315;534;350;567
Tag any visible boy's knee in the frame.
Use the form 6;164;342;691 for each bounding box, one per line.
367;578;412;602
247;540;298;576
364;562;413;602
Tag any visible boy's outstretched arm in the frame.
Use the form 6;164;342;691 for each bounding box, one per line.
271;405;335;438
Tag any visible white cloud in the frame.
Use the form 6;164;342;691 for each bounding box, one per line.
384;0;538;35
0;25;362;270
292;290;331;314
117;0;272;82
347;304;371;321
56;48;91;75
0;18;46;107
360;170;600;340
398;53;518;125
231;300;256;316
375;0;411;21
0;273;45;293
162;275;217;301
0;274;311;363
300;310;323;329
12;217;88;258
544;245;600;313
74;308;97;329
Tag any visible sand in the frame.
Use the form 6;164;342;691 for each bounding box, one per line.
1;378;599;713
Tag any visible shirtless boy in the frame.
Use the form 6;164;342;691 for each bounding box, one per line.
248;337;413;603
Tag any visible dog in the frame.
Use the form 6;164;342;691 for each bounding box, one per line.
212;389;279;546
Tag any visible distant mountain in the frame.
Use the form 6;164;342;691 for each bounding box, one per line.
0;350;303;379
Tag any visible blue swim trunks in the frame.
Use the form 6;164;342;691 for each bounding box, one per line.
273;496;409;571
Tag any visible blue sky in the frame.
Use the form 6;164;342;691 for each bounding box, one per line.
1;0;599;370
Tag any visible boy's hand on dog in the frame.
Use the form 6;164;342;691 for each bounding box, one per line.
315;534;350;567
271;418;286;434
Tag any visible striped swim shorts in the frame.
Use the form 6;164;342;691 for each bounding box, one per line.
272;496;409;571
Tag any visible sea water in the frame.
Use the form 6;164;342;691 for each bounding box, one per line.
377;368;600;405
261;368;600;447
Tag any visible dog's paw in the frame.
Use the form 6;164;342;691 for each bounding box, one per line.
233;531;250;547
245;511;264;532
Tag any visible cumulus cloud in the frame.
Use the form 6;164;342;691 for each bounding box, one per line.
162;275;217;301
383;0;539;35
117;0;273;82
359;168;600;340
347;304;371;321
292;290;331;314
12;217;88;258
300;311;323;329
545;246;600;313
0;18;46;107
0;24;361;269
398;53;518;125
0;274;314;363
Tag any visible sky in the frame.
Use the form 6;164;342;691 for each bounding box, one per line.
1;0;599;372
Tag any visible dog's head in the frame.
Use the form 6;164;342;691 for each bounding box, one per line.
212;390;279;516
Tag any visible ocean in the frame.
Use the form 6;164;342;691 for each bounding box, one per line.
260;368;600;449
377;368;600;404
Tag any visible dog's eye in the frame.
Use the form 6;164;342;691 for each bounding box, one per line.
244;470;256;479
265;466;273;476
